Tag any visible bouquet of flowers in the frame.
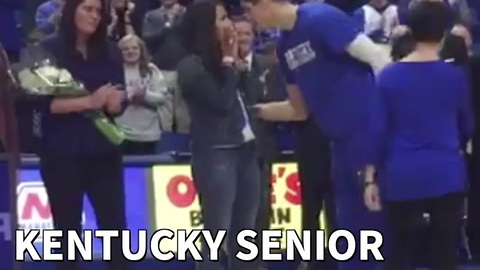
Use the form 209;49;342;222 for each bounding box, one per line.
14;50;125;146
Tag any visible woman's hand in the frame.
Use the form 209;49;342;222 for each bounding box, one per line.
220;25;238;60
110;8;118;24
130;88;146;105
172;4;185;16
88;84;123;111
125;1;135;19
392;25;410;38
87;84;114;110
106;89;127;114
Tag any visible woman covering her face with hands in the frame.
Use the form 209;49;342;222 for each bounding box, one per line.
177;1;260;270
29;0;130;269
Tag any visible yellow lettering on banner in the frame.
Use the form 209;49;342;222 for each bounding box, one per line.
151;163;326;252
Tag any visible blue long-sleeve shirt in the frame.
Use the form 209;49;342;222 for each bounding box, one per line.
376;61;474;201
36;35;126;156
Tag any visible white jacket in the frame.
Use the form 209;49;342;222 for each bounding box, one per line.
115;63;169;142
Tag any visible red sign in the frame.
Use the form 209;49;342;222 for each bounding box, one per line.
164;164;302;208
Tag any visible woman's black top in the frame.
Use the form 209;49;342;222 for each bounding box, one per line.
34;34;125;155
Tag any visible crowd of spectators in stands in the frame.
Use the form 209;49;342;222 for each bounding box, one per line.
4;1;480;269
1;0;480;156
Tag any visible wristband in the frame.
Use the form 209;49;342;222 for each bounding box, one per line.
357;170;376;186
222;56;235;64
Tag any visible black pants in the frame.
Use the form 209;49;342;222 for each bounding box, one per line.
386;192;464;270
121;140;157;155
467;150;480;260
39;152;129;270
294;118;335;270
254;157;273;269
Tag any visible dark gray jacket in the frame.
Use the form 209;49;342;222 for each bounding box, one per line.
239;54;283;161
177;55;247;147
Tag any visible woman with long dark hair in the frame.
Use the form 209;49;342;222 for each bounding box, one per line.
32;0;129;269
375;1;474;269
177;1;260;270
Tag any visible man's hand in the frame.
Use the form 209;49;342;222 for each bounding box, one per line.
249;101;307;122
364;183;382;211
363;165;382;211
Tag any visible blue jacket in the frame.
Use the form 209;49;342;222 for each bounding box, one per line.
0;0;26;51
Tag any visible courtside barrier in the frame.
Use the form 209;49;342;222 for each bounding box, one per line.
4;152;326;264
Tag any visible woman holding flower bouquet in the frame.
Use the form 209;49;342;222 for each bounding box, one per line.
31;0;130;269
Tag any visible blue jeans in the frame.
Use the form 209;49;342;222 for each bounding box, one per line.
192;142;260;270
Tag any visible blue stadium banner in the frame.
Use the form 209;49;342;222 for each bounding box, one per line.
0;154;19;270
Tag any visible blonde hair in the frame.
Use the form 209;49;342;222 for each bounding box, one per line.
118;34;151;78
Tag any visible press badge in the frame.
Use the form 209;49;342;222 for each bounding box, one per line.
284;41;316;71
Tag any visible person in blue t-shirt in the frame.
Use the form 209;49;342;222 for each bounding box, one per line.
242;0;391;269
375;1;474;269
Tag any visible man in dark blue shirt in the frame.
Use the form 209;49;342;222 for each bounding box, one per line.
242;0;390;269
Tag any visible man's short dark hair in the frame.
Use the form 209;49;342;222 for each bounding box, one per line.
407;0;450;42
231;14;252;24
231;15;256;32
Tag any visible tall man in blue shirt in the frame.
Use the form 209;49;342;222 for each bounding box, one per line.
242;0;391;269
